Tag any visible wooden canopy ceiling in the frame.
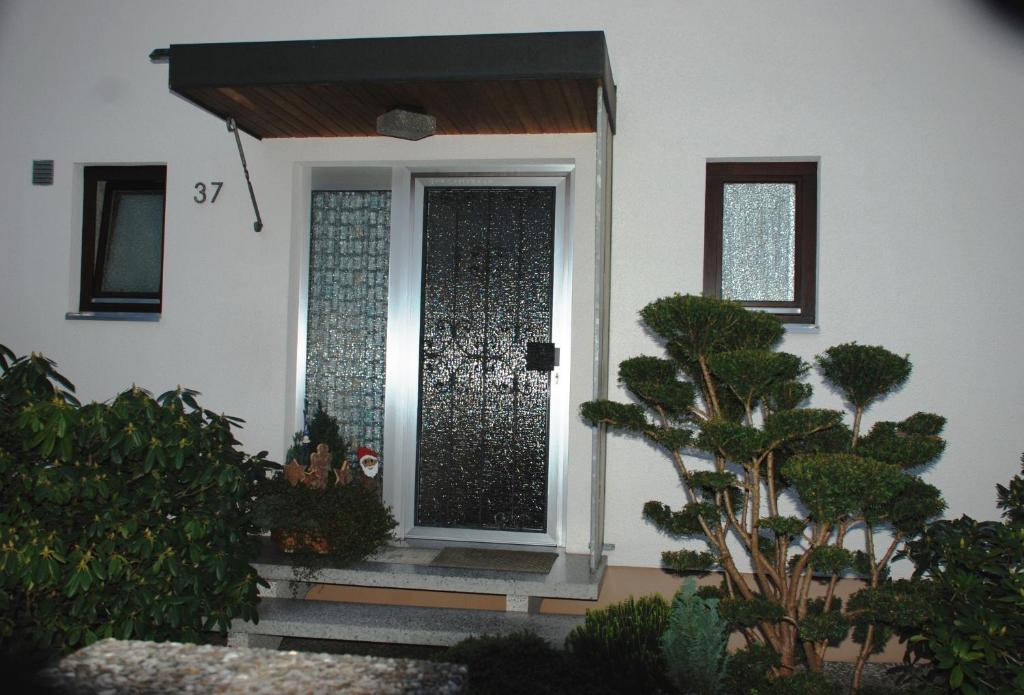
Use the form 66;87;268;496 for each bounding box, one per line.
156;32;616;140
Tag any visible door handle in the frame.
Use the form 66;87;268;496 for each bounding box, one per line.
526;342;558;372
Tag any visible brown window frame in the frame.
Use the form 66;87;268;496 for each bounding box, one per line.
704;161;817;324
80;165;167;314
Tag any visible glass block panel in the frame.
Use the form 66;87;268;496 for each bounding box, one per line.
416;187;554;533
304;191;391;462
721;183;796;302
99;191;164;293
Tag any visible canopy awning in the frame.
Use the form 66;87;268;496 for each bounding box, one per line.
154;31;616;139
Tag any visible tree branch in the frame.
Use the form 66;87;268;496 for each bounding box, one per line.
766;451;779;518
697;355;721;416
877;533;902;572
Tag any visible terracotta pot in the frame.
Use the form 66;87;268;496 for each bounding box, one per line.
271;528;330;554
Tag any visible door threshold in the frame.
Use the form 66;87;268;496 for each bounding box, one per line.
400;527;557;548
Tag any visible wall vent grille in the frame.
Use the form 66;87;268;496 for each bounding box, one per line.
32;160;54;185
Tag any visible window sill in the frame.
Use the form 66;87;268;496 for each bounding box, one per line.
65;311;160;322
784;323;819;334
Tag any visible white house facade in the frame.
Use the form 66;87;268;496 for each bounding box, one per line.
1;0;1022;591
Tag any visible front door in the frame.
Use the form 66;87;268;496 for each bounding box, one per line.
414;183;560;536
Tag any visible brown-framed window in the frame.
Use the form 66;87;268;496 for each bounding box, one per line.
80;166;166;314
704;161;817;324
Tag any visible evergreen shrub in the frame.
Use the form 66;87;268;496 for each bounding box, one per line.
564;595;673;693
251;399;396;573
661;579;730;694
249;473;396;566
0;345;264;659
444;630;594;695
896;456;1024;694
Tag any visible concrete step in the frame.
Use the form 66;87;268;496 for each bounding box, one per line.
252;537;606;601
230;597;585;648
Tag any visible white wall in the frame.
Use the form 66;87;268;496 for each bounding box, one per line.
1;0;1022;568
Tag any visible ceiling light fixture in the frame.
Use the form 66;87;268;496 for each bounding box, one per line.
376;108;436;141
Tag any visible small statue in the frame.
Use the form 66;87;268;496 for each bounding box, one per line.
335;459;354;486
357;447;381;494
306;443;331;490
283;459;305;487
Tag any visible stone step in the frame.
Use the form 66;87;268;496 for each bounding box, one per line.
230;597;586;648
252;537;605;602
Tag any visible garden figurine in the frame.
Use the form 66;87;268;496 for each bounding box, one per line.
307;443;331;489
336;459;354;486
357;447;381;493
283;458;305;487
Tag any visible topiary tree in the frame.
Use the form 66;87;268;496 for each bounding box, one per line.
0;345;265;660
581;295;946;691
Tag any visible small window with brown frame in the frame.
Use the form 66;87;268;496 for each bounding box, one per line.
704;161;817;324
80;165;166;314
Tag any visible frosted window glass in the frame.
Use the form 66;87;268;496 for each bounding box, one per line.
304;191;391;459
721;183;795;302
99;191;164;293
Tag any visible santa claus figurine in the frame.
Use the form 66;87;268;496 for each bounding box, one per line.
356;447;381;494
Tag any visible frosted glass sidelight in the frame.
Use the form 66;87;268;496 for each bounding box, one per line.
721;183;796;302
415;187;555;533
304;191;391;460
99;191;164;293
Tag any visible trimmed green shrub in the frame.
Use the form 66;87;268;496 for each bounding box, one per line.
662;579;730;694
565;595;673;693
444;630;598;695
0;346;264;658
746;671;837;695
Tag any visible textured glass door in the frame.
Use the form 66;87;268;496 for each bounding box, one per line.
305;191;391;456
415;187;555;533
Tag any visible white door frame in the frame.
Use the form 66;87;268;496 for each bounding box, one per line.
387;172;571;546
293;164;574;548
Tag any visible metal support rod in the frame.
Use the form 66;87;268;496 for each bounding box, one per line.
590;86;613;573
227;118;264;232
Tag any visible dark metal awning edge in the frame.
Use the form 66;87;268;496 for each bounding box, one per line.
155;31;615;137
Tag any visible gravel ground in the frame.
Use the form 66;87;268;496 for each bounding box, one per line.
40;639;465;694
30;636;941;695
824;660;939;693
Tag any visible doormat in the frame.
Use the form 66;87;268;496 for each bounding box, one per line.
368;546;440;565
430;547;558;574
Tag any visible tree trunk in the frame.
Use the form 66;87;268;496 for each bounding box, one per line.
850;624;875;693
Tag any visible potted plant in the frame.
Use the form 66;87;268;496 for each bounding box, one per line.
251;404;396;566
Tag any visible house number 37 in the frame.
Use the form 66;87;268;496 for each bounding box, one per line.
194;182;223;204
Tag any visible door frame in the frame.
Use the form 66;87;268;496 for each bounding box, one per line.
392;172;571;546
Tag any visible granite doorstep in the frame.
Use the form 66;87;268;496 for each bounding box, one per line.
231;597;585;646
253;538;605;600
